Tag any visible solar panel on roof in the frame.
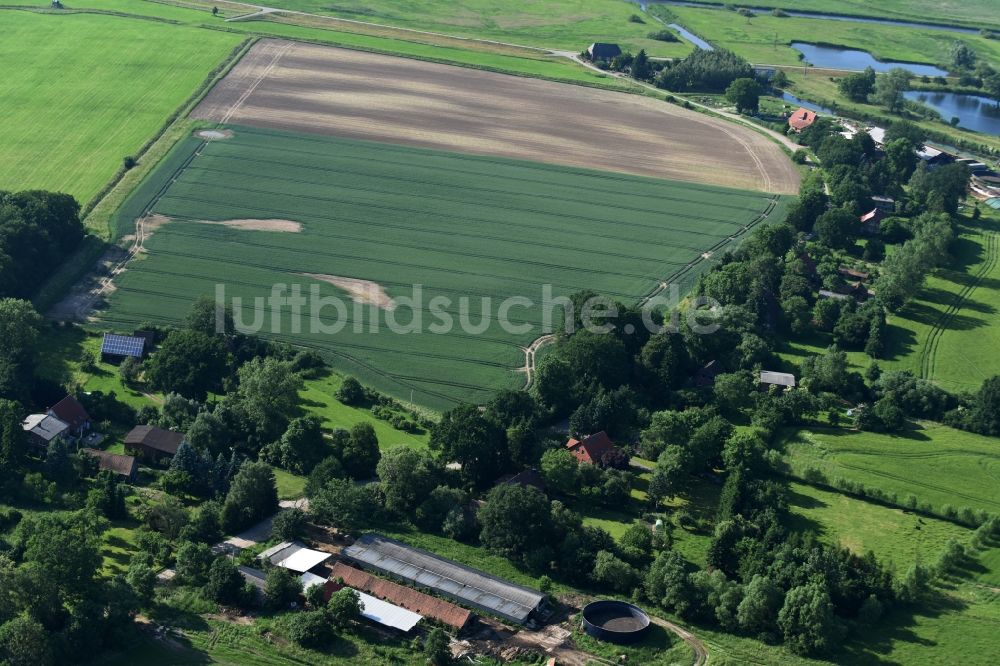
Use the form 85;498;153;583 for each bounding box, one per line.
101;334;145;358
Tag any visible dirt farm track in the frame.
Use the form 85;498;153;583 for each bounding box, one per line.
192;39;799;195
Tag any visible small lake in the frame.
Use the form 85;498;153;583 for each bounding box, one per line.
791;43;948;77
904;91;1000;136
641;1;977;34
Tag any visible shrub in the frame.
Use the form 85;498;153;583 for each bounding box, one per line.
648;30;679;42
335;376;365;405
287;610;334;648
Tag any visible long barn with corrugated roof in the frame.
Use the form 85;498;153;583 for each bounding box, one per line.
341;534;544;625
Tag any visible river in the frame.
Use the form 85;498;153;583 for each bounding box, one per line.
791;43;948;77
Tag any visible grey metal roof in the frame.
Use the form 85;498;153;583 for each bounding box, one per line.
22;414;69;442
760;370;796;387
342;534;543;624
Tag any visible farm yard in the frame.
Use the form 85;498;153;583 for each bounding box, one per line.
191;39;800;194
99;126;786;409
782;423;1000;516
0;9;242;206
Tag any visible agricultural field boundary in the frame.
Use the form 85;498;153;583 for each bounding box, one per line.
918;231;998;381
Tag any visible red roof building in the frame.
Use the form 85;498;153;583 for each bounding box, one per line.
566;431;616;465
48;395;91;438
788;107;818;132
325;562;473;631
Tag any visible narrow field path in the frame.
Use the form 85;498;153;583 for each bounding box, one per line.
917;231;998;381
520;334;558;390
650;616;710;666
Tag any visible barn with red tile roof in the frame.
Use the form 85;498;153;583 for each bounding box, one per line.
325;562;473;631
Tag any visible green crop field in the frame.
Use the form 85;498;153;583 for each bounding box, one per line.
99;126;785;410
783;423;1000;516
654;5;1000;69
0;10;241;206
670;0;1000;32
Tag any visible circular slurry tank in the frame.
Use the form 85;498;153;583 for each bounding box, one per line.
581;600;651;644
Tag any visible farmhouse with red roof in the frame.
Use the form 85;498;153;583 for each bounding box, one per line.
566;431;617;465
787;107;817;132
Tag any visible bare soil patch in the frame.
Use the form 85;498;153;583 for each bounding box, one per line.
300;273;396;310
191;39;799;194
200;218;302;232
195;129;234;140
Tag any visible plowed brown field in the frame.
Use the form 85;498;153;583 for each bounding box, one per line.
191;39;799;194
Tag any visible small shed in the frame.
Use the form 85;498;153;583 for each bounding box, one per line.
82;448;138;482
787;108;817;132
497;468;546;493
238;565;268;601
870;195;895;213
587;42;622;61
124;425;184;461
101;333;146;361
760;370;796;391
258;541;331;573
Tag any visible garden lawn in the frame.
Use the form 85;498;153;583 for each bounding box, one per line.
0;10;241;206
272;469;306;500
100;126;783;409
786;481;970;572
299;373;430;448
783;423;1000;516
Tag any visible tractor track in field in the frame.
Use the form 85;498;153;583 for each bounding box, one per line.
918;231;997;381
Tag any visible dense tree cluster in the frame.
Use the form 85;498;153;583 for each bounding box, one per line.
655;48;756;93
0;191;85;299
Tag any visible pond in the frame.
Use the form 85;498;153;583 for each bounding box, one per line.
791;43;948;77
779;92;836;115
904;91;1000;136
641;0;977;34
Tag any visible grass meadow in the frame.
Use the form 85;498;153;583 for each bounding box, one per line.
100;126;784;409
657;5;1000;69
247;0;693;57
667;0;1000;31
783;423;1000;516
0;10;241;206
880;211;1000;393
787;481;970;571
